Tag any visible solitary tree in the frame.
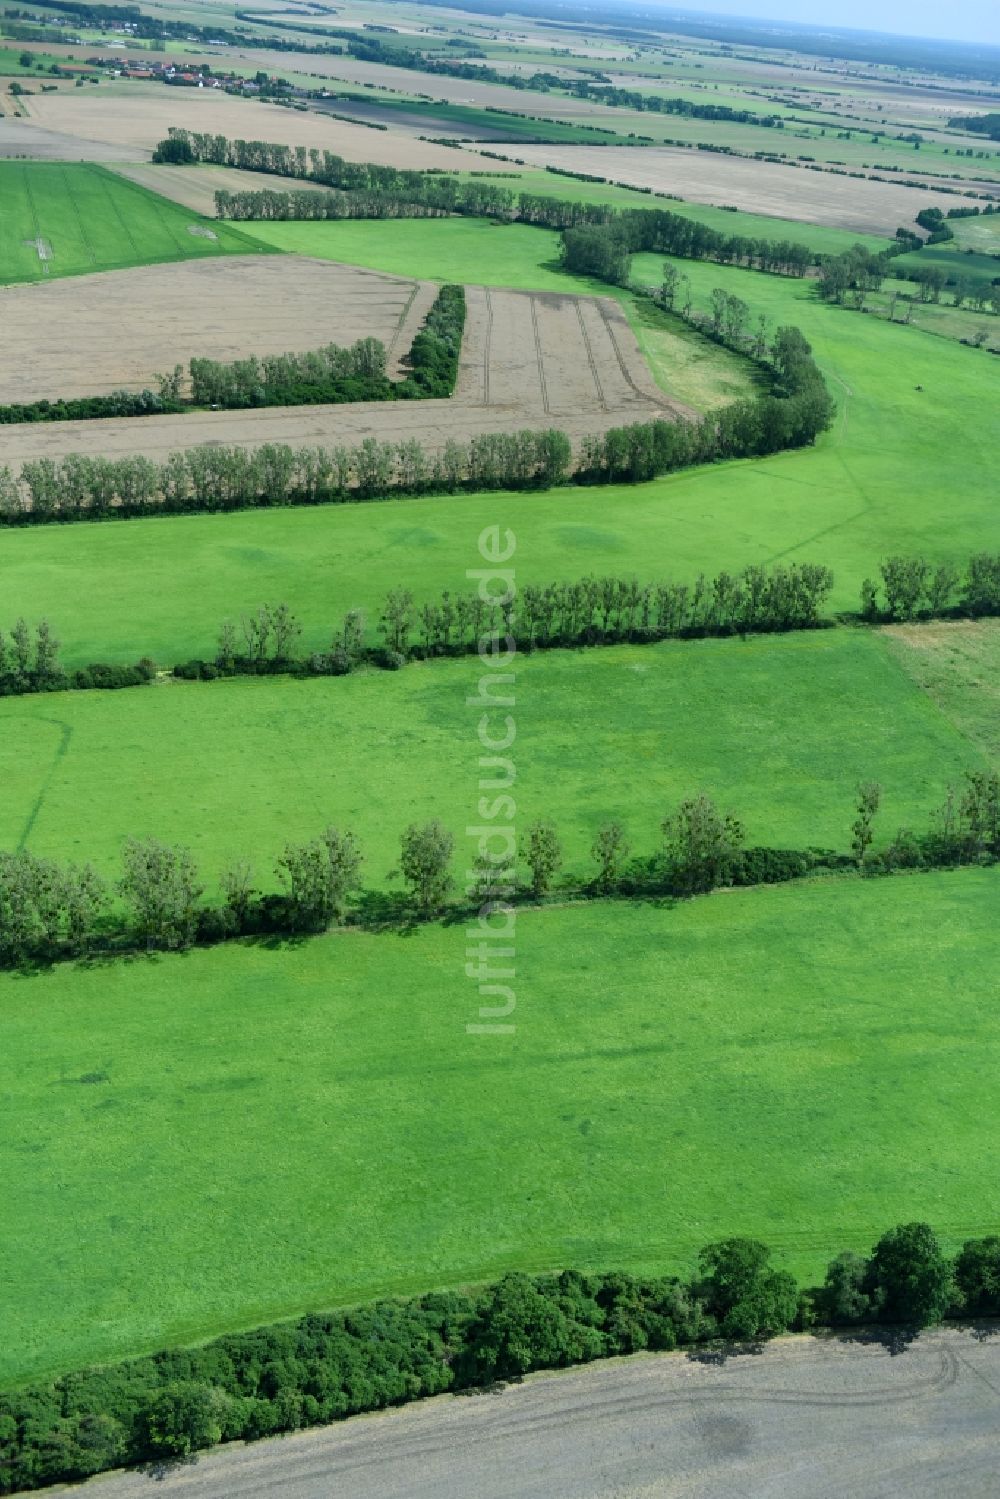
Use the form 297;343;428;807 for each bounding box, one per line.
863;1222;954;1326
521;818;562;898
396;821;454;913
119;838;203;949
591;820;631;893
851;781;882;870
696;1238;798;1341
275;827;361;930
220;857;257;933
661;794;744;895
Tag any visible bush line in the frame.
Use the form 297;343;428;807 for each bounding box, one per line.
0;563;833;699
5;551;1000;703
1;1221;997;1492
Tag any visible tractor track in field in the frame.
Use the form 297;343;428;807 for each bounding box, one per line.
1;283;671;469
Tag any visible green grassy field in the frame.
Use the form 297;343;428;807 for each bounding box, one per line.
630;296;765;408
0;46;96;76
0;161;276;284
885;620;1000;760
4;867;1000;1387
892;240;1000;284
0;629;983;887
951;213;1000;253
3;217;997;662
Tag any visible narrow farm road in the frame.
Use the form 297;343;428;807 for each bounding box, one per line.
46;1328;1000;1498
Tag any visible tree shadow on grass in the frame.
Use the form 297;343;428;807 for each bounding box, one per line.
352;889;422;935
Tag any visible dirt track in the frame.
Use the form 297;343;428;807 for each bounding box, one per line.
0;288;675;469
0;257;435;402
40;1330;1000;1498
507;144;989;236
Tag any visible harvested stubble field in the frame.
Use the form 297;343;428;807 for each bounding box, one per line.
508;144;984;236
14;86;473;169
0;256;439;403
0;286;671;467
0;118;149;163
108;162;337;216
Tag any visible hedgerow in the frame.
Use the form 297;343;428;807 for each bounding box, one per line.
0;1221;991;1492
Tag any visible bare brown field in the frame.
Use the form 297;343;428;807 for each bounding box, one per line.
108;162;335;215
16;87;469;168
0;256;435;402
0;118;148;162
505;144;982;235
0;289;673;470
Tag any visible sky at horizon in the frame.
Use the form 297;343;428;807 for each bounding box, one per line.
661;1;999;47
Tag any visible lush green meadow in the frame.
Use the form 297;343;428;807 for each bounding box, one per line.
4;868;1000;1386
0;162;275;284
3;58;1000;1406
885;620;1000;760
0;629;984;885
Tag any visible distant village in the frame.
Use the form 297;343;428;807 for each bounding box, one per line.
84;55;299;97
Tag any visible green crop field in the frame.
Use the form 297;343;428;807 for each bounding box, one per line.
0;46;97;76
0;629;984;889
4;868;1000;1387
0;161;277;285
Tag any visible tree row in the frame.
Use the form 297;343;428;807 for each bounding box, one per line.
3;773;997;966
154;130;813;278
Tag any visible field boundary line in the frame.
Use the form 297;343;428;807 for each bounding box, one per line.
94;165;141;262
598;299;657;402
530;295;551;415
21;161;48;278
387;280;419;358
483;286;493;406
15;717;73;852
110;167;189;257
575;298;607;411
